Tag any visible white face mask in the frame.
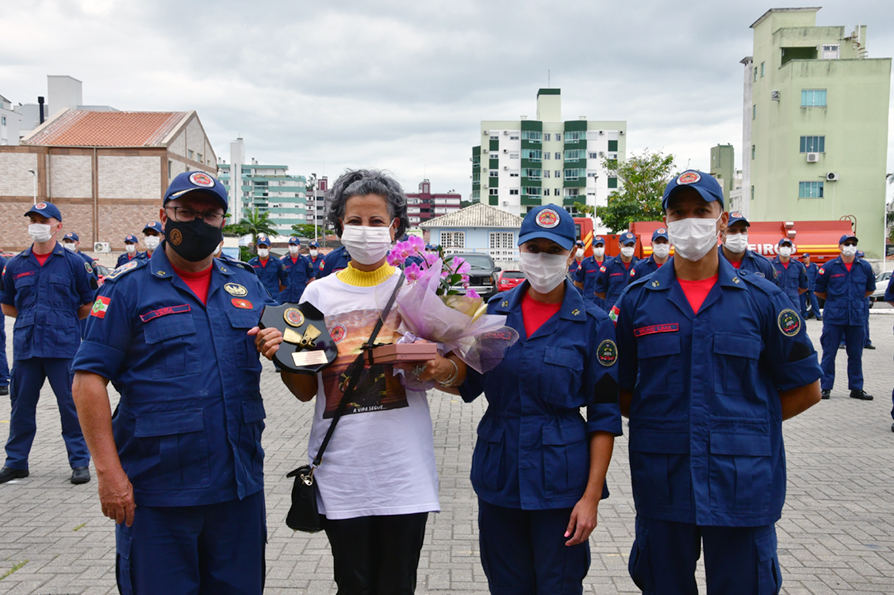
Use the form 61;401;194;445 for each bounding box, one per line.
340;224;394;265
29;223;54;244
724;233;748;254
519;251;570;294
778;246;793;258
652;243;671;259
841;245;857;257
667;214;722;262
620;246;635;258
310;249;319;258
63;242;77;252
144;236;160;251
289;245;300;255
575;249;584;259
257;248;269;258
125;244;136;254
213;244;222;256
593;246;605;258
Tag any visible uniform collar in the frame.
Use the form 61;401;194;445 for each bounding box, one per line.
645;255;744;291
149;246;234;279
493;279;587;323
23;242;64;258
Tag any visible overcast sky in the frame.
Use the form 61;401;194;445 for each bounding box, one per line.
2;0;892;199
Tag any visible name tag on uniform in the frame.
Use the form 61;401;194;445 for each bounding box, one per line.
139;304;191;323
634;323;679;337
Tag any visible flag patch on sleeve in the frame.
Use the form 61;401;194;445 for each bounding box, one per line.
91;296;110;319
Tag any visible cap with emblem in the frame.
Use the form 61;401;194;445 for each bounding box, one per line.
164;171;228;211
593;235;605;246
518;205;575;250
662;170;724;210
727;211;749;227
652;228;668;242
619;231;637;246
124;235;138;244
142;221;163;234
309;241;319;248
857;250;864;258
25;201;62;222
575;240;584;248
801;253;811;258
257;235;271;248
778;238;793;246
839;234;858;245
288;237;300;246
63;232;79;242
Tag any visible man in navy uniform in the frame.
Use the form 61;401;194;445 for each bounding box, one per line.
0;202;96;485
595;231;639;312
574;235;608;309
72;171;274;594
248;234;285;303
799;253;822;320
62;231;100;338
307;241;323;277
629;228;671;283
615;170;821;594
117;235;142;268
718;212;776;280
814;234;876;400
279;237;314;303
856;250;874;349
568;240;586;278
318;244;351;278
142;221;163;260
770;238;808;310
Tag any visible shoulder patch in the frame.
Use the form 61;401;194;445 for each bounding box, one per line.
777;309;801;337
597;339;618;367
599;266;607;273
105;259;146;282
818;267;825;275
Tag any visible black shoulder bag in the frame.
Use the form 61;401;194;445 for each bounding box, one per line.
285;272;406;532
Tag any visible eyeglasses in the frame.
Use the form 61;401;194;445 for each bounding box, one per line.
165;206;225;227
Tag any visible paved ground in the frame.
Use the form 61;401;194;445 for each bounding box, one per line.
1;312;894;594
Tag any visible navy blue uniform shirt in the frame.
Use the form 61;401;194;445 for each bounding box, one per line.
279;253;314;303
460;280;623;510
1;243;95;360
718;246;777;281
803;262;819;291
628;255;667;284
771;257;808;308
615;259;821;527
248;255;285;301
814;256;875;326
318;246;351;278
573;255;608;309
594;256;639;311
72;248;276;507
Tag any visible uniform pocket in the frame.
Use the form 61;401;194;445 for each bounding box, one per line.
12;313;35;355
132;409;210;489
629;429;691;510
636;334;683;402
12;275;37;308
539;348;583;408
709;429;772;512
756;530;782;594
48;274;73;308
115;525;134;595
472;421;505;493
142;315;201;378
227;310;261;368
713;333;761;397
542;420;588;496
241;400;266;476
628;518;653;591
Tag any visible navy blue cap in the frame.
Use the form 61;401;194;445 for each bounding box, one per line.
778;237;793;246
124;235;138;244
727;211;750;227
288;237;301;246
575;240;584;247
518;205;575;250
652;228;669;242
593;235;605;246
857;250;865;258
63;232;79;242
662;171;724;210
801;253;811;258
619;231;637;245
164;172;228;212
256;234;271;247
309;241;319;248
839;234;858;245
142;220;163;234
25;201;62;222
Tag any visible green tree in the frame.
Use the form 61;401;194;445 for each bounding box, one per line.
290;223;320;240
598;150;676;232
572;202;594;216
238;207;276;252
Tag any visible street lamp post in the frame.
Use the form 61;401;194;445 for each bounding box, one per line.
307;173;318;245
27;169;37;205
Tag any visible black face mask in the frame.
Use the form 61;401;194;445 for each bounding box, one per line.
164;219;223;262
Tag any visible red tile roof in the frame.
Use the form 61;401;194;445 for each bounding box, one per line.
24;110;188;147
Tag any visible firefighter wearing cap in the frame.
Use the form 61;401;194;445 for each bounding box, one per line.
629;228;671;282
616;170;821;594
568;240;586;278
457;204;621;594
0;201;96;486
771;238;808;310
318;245;351;278
856;250;873;349
719;212;777;280
800;253;822;321
117;235;142;268
249;234;286;303
279;237;314;303
62;232;100;338
814;234;875;401
573;236;608;309
594;231;639;312
142;221;163;259
71;171;275;595
307;241;323;277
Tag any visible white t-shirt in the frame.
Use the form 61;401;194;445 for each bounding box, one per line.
299;272;440;520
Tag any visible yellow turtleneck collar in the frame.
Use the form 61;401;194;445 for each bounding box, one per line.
336;262;396;287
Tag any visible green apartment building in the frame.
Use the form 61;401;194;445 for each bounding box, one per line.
471;89;626;229
743;7;891;258
218;161;308;236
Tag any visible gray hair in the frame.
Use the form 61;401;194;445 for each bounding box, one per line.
325;169;410;238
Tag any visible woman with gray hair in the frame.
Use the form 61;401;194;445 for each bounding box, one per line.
256;170;456;594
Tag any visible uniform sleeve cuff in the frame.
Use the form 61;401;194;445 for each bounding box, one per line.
71;340;126;380
586;417;623;437
770;358;822;392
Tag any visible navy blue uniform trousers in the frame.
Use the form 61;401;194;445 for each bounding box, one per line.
820;325;865;391
799;291;821;320
478;499;589;595
5;357;89;470
0;322;8;387
115;490;266;595
628;518;781;595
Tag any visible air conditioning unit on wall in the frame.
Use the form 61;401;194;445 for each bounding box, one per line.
94;242;111;253
826;172;839;181
806;152;819;163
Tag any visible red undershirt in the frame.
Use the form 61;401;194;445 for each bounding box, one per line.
677;275;718;314
291;256;299;264
259;258;268;267
782;261;789;269
622;260;632;270
34;252;51;266
172;264;213;305
729;260;741;269
844;262;853;272
521;293;562;337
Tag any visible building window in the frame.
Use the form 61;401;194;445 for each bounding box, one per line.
752;145;755;160
197;153;203;163
188;149;194;160
489;188;498;196
544;133;551;141
521;130;542;143
1;116;5;125
554;188;560;196
801;89;827;107
509;135;519;140
168;160;172;180
555;152;561;160
752;105;756;120
798;181;824;198
760;62;765;77
544;170;550;178
509;188;519;195
554;170;561;178
489;232;514;250
754;67;758;82
544;152;551;160
489;170;499;177
490;134;499;140
607;177;618;189
522;187;541;196
523;169;541;179
588;152;599;159
521;149;542;161
510;172;519;177
555;133;561;141
564;168;585;181
822;44;840;59
564;188;580;197
564;131;583;143
607;140;618;152
441;232;465;249
799;136;825;153
564;149;586;161
751;185;754;200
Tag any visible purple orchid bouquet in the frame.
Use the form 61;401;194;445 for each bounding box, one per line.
386;236;518;389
